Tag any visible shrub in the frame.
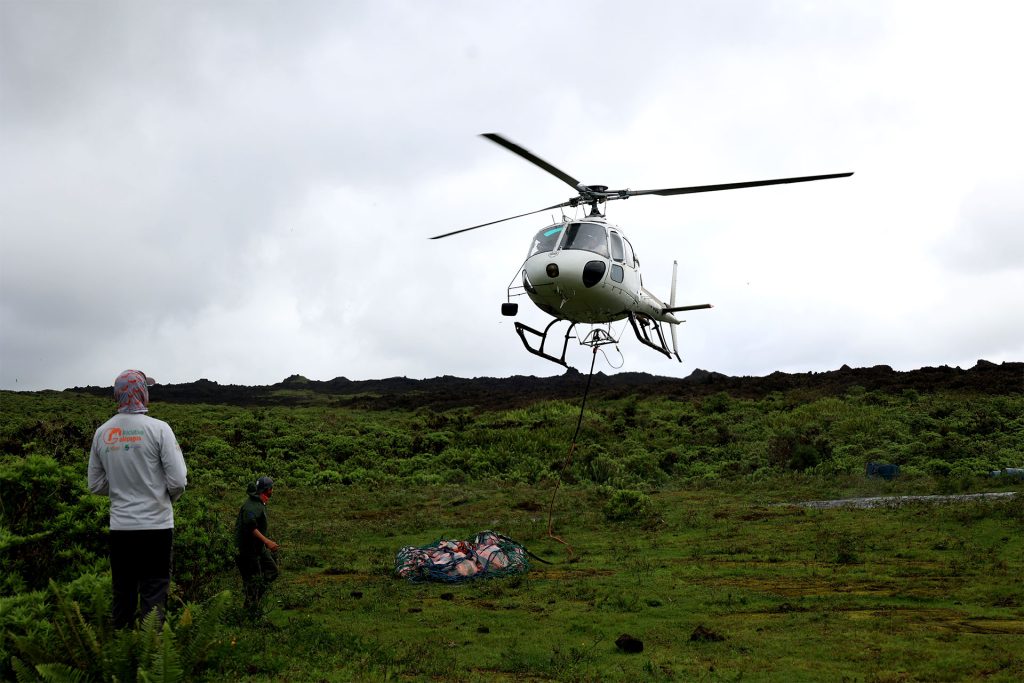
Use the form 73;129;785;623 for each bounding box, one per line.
310;468;345;487
633;445;671;478
602;488;657;525
587;453;623;485
700;392;733;415
0;455;108;595
767;429;831;472
172;492;236;602
925;458;953;478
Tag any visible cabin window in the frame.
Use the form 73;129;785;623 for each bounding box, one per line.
611;264;624;283
609;231;625;262
528;224;565;257
562;222;609;257
622;238;636;267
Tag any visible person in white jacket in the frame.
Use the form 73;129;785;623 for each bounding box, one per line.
88;369;187;629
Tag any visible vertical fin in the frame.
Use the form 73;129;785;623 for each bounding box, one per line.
670;261;681;362
670;260;678;308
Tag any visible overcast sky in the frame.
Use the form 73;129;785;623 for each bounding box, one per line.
2;1;1022;391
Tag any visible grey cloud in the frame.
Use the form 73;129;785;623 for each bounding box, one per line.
2;1;1021;391
939;179;1024;274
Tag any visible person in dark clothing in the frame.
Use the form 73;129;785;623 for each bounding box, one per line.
235;476;280;611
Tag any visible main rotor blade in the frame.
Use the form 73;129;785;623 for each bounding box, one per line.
481;133;581;191
429;201;571;240
623;172;853;198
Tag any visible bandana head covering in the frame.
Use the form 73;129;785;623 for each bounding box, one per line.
114;369;155;414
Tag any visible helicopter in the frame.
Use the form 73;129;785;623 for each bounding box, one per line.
431;133;853;367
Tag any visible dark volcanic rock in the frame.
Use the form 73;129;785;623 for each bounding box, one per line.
62;360;1022;410
690;624;725;642
684;368;728;384
615;633;644;653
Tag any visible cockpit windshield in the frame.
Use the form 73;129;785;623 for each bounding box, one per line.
528;224;565;257
562;222;609;257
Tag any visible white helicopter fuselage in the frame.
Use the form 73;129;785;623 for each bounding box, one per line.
436;132;846;366
519;218;679;326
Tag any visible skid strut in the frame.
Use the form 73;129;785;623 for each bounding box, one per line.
514;319;577;367
515;319;623;367
627;312;676;360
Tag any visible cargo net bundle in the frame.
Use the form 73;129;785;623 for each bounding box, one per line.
394;530;530;582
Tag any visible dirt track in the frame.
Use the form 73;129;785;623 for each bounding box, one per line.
793;491;1018;509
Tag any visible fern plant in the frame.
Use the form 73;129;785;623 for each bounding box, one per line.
175;591;230;673
135;612;184;683
6;580;230;682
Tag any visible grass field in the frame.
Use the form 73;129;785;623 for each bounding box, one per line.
201;479;1024;681
3;386;1021;680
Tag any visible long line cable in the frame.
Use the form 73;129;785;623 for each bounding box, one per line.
545;345;600;556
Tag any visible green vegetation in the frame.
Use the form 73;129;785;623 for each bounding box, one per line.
1;383;1022;680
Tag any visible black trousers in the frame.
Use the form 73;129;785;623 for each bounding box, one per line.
237;547;279;609
109;528;174;629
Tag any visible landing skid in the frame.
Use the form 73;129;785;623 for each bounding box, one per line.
628;312;680;362
514;319;576;367
514;319;625;367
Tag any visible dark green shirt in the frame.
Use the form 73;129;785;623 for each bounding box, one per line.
235;494;268;557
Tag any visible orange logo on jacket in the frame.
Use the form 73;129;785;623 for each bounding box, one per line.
104;427;144;445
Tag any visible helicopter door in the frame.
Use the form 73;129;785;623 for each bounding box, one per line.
608;231;638;286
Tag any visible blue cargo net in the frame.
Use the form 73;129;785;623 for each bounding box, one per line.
394;530;530;582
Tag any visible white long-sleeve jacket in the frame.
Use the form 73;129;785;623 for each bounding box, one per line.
88;413;188;530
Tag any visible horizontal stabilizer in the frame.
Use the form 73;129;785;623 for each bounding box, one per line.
663;303;713;314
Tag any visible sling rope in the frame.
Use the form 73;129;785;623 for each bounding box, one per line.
545;344;600;556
